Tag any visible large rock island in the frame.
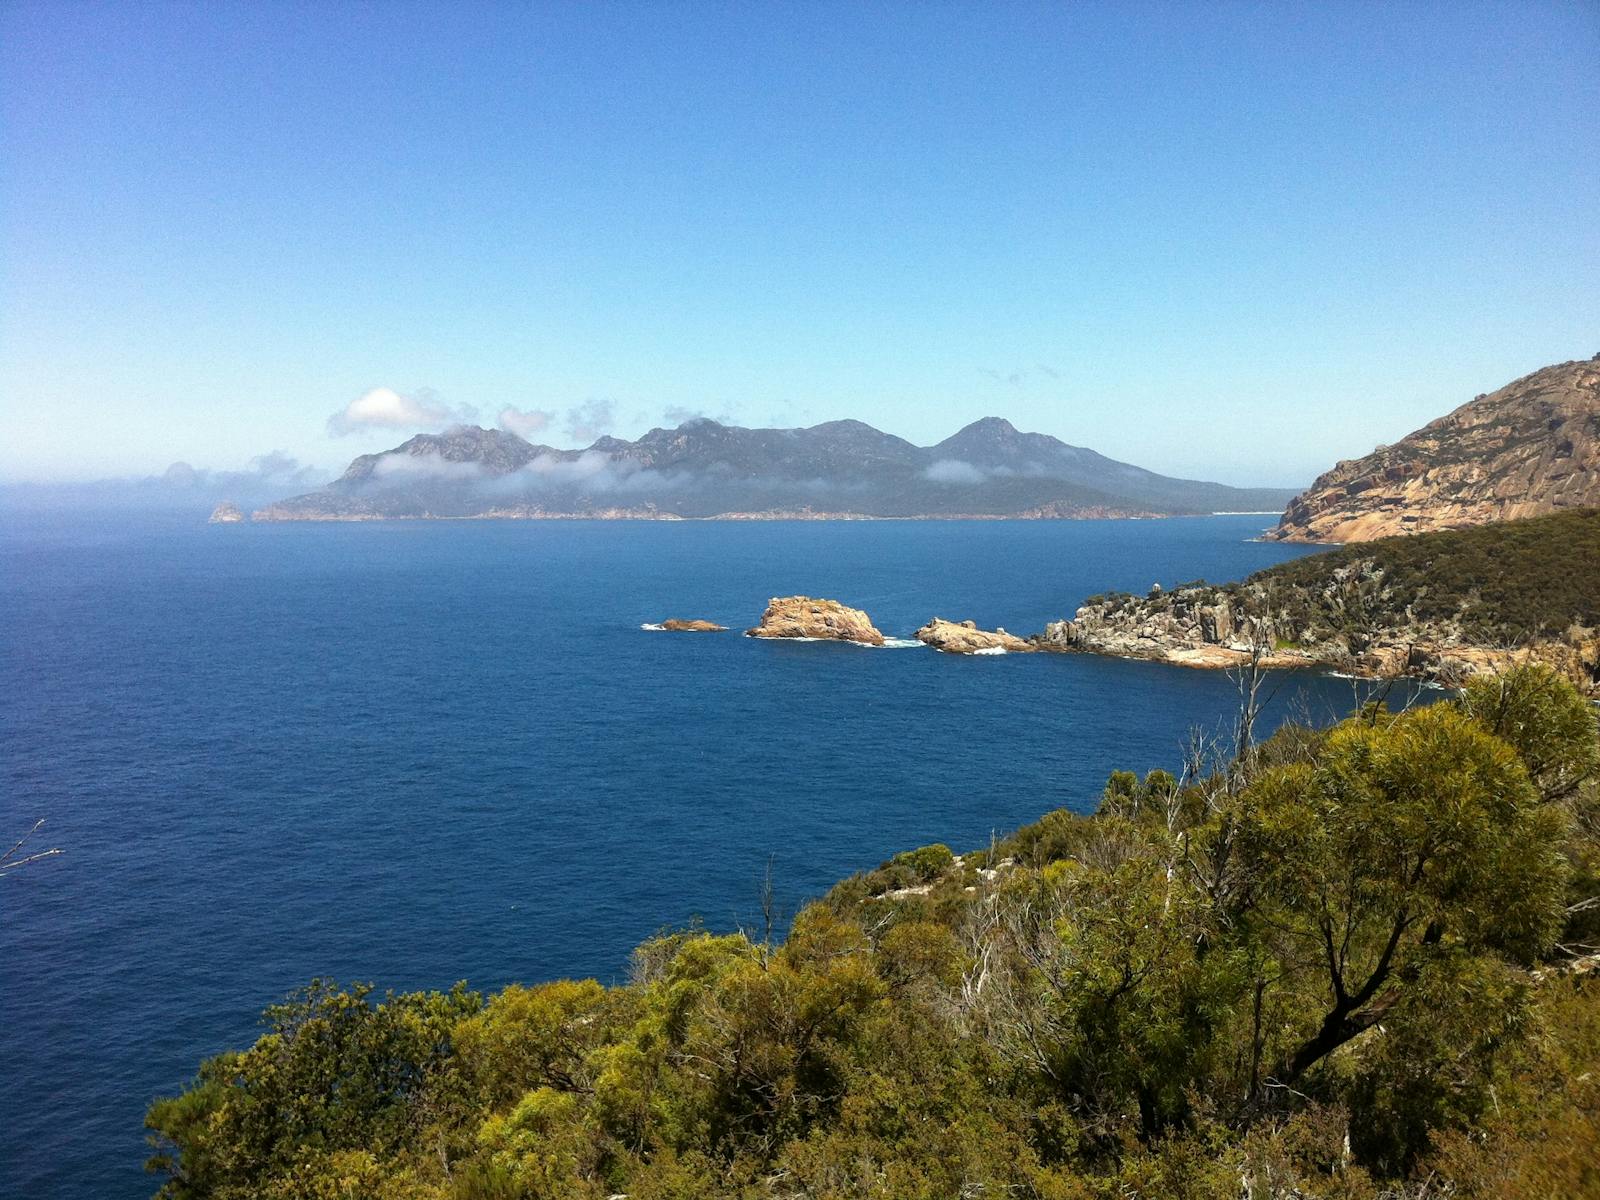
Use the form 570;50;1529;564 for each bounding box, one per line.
746;597;886;645
1269;356;1600;543
1036;509;1600;695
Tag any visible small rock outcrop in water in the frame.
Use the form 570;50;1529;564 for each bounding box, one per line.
208;502;245;523
746;597;885;645
1268;357;1600;543
915;617;1035;654
657;619;727;632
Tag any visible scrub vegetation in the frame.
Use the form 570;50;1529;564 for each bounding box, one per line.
147;665;1600;1200
1260;507;1600;645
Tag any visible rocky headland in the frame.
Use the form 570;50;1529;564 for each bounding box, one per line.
915;618;1035;654
1268;356;1600;543
1036;585;1597;694
746;597;886;645
1035;510;1600;696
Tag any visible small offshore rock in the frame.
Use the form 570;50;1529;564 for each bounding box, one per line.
657;619;727;632
746;596;885;645
208;502;245;524
915;617;1035;654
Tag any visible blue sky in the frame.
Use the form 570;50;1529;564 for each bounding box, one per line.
2;1;1596;486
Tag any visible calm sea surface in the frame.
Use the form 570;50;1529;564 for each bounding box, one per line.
3;513;1418;1198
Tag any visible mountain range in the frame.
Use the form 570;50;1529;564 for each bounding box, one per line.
252;417;1298;521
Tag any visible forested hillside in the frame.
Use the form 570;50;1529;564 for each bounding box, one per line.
146;667;1600;1199
1052;510;1600;693
1259;506;1600;644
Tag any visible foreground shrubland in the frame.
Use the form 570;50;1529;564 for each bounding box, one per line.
147;666;1600;1199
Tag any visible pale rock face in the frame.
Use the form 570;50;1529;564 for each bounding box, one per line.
208;502;245;523
1269;358;1600;543
1198;599;1233;643
745;596;886;645
914;617;1035;654
1031;592;1315;671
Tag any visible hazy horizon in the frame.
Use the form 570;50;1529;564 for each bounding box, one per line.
3;2;1596;489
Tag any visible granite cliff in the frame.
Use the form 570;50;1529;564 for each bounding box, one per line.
1269;356;1600;543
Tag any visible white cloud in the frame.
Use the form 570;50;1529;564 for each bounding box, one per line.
247;450;316;481
369;454;488;481
923;459;988;485
327;387;477;436
499;406;555;440
514;450;641;491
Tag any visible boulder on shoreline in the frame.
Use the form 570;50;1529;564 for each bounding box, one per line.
655;619;727;632
746;596;885;645
915;617;1035;654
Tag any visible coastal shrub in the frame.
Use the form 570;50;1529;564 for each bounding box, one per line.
146;980;482;1199
453;979;611;1110
1001;806;1094;866
1457;663;1600;803
888;841;954;882
148;669;1600;1200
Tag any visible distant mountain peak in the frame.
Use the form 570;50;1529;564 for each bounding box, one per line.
957;416;1019;435
807;418;889;436
267;413;1298;521
340;425;540;483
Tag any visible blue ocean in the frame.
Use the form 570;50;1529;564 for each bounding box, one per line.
3;513;1412;1198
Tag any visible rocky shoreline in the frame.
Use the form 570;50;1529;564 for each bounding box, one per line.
1036;581;1599;697
663;575;1599;697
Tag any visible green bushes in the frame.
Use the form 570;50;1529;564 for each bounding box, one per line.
1258;508;1600;645
889;842;954;881
147;665;1600;1200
